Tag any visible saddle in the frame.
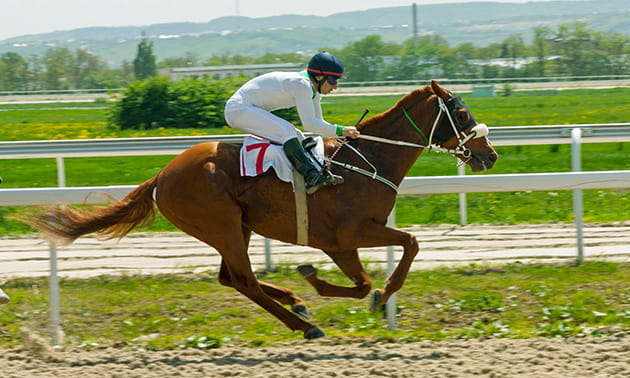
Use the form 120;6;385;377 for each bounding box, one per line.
239;136;326;186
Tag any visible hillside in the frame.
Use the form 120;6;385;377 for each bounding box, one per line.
0;0;628;66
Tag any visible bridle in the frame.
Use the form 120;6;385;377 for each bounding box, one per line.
327;93;489;192
379;94;489;158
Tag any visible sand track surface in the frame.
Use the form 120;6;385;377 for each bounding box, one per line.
1;223;629;279
2;332;629;377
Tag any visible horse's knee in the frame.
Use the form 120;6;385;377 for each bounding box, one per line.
406;235;419;257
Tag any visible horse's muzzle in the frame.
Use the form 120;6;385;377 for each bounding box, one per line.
470;150;498;172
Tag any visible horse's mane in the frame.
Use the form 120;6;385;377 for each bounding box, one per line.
357;85;434;131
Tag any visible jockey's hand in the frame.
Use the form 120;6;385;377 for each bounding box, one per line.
342;126;360;139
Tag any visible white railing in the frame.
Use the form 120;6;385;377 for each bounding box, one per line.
1;171;629;206
1;123;628;159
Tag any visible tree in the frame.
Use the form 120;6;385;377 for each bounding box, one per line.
133;32;157;80
501;34;526;77
0;52;29;91
601;33;630;75
380;39;420;80
42;48;75;90
340;35;387;81
73;48;107;89
533;27;552;77
411;35;451;79
553;22;596;76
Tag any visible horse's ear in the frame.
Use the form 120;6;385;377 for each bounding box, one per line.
430;80;450;98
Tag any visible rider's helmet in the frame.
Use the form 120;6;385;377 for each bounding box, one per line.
307;52;345;79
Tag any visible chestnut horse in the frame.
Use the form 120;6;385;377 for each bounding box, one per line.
30;80;498;339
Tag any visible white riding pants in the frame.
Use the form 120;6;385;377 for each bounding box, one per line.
225;98;303;144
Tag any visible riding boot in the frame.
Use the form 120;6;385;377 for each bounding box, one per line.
283;137;343;194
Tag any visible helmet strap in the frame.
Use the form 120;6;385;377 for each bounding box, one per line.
315;76;327;94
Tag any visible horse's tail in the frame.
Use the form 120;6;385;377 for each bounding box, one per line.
29;176;158;246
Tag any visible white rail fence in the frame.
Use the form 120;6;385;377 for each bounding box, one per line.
1;170;629;205
1;123;629;343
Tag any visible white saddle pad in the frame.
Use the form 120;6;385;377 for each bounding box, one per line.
240;136;326;184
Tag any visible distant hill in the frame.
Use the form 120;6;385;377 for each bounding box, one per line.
1;0;628;67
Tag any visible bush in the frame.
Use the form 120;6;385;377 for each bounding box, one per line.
108;76;247;130
108;77;171;130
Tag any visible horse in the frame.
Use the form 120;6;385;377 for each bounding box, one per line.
28;80;498;339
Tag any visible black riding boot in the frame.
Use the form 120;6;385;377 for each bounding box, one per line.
283;137;343;194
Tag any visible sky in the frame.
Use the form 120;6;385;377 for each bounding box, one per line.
1;0;571;41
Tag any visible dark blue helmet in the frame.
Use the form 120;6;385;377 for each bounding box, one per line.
307;52;345;78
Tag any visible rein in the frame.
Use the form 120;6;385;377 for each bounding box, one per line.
326;95;489;192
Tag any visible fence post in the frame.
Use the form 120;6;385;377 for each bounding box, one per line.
458;164;467;226
264;238;273;272
571;128;584;265
48;156;65;346
55;157;66;187
49;245;62;346
386;210;397;331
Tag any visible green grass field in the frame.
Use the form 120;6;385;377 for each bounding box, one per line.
0;88;629;234
1;262;628;349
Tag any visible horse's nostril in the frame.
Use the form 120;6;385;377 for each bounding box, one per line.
488;153;498;162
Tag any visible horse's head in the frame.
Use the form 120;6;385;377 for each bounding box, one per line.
429;80;498;172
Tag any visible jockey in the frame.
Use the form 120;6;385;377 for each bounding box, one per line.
224;51;360;194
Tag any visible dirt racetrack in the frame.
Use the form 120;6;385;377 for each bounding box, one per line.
2;328;629;378
1;222;629;279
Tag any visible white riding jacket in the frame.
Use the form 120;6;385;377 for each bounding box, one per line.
225;71;338;141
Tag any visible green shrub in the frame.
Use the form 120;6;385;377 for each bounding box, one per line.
108;77;171;130
108;76;247;130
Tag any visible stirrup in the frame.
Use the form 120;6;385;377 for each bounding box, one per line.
326;171;344;186
304;171;344;195
304;174;332;195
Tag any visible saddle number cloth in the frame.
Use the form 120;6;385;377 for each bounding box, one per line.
240;135;326;184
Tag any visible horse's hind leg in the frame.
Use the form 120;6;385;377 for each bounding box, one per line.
299;249;372;299
218;260;310;318
224;227;309;314
206;227;323;339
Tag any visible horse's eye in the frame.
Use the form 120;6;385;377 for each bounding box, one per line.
457;109;470;122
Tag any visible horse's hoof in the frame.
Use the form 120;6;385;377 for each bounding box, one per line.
304;327;325;340
369;290;384;312
291;304;310;319
0;289;9;304
297;264;317;277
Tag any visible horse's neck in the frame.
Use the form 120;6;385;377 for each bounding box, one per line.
352;106;425;185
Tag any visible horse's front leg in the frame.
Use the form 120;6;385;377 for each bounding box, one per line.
354;221;419;310
298;249;372;299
